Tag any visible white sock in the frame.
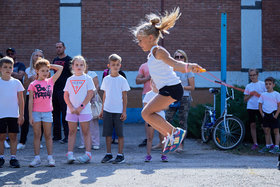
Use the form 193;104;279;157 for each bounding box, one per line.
35;155;40;160
106;153;112;155
11;155;16;159
48;155;53;160
0;155;4;159
117;153;123;156
275;145;279;148
266;144;270;148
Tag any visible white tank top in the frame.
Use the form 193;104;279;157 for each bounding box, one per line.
147;46;181;90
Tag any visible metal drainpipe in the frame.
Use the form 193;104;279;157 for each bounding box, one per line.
161;0;164;47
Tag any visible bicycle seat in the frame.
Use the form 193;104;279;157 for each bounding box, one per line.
209;88;219;94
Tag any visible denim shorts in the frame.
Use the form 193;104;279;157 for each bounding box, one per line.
66;113;92;122
32;111;53;123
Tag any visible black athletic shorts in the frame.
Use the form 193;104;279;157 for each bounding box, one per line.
247;109;263;124
159;83;183;101
102;111;124;137
263;111;280;129
0;118;19;133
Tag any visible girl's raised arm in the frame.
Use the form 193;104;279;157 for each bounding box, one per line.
50;64;63;83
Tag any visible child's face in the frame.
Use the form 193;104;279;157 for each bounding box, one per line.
265;81;275;92
109;60;121;74
0;63;13;78
36;66;50;80
72;59;86;75
137;34;154;52
249;71;258;83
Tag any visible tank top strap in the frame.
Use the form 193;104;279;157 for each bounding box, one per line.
149;45;159;58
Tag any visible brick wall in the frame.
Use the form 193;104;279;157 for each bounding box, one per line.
0;0;59;64
262;0;280;71
0;1;279;73
82;0;241;71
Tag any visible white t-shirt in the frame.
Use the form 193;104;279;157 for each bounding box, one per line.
0;77;25;118
147;46;181;90
25;67;36;95
101;75;130;113
143;90;165;119
176;71;195;96
244;81;266;109
258;91;280;114
64;74;96;114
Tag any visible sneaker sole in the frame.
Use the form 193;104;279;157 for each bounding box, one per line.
112;159;125;164
10;165;20;168
77;159;90;164
67;159;75;164
29;164;41;168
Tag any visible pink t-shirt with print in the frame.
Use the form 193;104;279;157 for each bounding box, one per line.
28;78;54;112
138;63;151;95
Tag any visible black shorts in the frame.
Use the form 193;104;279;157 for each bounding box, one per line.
159;83;183;101
247;109;263;124
102;111;124;137
0;118;19;133
263;111;280;129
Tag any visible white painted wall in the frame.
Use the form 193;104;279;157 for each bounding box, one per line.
60;7;81;57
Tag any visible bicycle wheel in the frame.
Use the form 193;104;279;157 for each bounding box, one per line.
201;111;212;143
212;116;245;150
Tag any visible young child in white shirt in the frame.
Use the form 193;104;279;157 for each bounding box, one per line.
64;56;95;164
258;77;280;154
100;54;130;164
143;80;168;162
0;57;24;168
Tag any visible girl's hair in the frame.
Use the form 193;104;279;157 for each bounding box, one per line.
29;49;44;73
132;7;181;41
71;55;87;73
34;58;50;70
174;49;188;62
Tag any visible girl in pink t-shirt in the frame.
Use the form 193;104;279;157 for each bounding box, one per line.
28;58;63;167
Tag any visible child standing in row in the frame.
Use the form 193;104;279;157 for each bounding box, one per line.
132;7;204;153
0;57;24;168
258;77;280;154
100;54;130;164
143;80;167;162
64;56;95;164
28;59;63;167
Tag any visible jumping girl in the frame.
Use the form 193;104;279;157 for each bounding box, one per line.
132;7;205;153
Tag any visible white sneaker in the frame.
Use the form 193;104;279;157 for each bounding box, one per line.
48;158;56;167
4;140;10;149
40;144;43;149
67;154;75;164
29;158;41;167
78;145;85;149
92;145;100;150
17;143;26;150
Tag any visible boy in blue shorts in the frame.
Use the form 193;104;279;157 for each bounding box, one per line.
258;77;280;154
99;54;130;164
0;57;25;168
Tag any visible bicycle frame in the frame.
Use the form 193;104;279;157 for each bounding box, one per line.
221;87;234;134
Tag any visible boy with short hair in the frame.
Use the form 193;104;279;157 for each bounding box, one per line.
258;77;280;154
99;54;130;164
0;57;25;168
